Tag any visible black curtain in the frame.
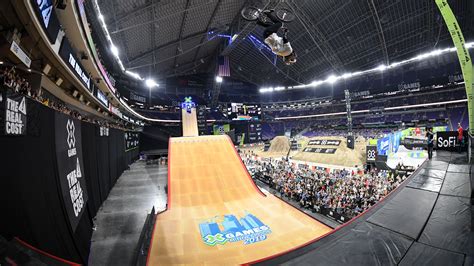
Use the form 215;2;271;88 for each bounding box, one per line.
0;99;139;264
0;100;91;263
81;122;102;217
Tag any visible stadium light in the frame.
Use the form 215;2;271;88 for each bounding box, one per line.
145;79;158;88
326;75;339;84
125;70;143;80
110;45;119;57
376;64;387;72
257;41;474;94
215;76;223;83
341;73;353;79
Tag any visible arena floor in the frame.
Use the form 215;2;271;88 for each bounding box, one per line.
147;135;331;265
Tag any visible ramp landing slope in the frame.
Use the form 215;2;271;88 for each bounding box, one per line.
147;135;331;265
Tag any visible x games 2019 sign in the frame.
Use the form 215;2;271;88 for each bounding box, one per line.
55;113;88;231
199;212;271;246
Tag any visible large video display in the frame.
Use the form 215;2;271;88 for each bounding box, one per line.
227;103;261;120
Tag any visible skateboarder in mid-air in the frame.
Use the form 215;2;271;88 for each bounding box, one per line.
257;10;297;65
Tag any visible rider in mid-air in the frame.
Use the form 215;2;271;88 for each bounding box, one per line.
257;10;297;65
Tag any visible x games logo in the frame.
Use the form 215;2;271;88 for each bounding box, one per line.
67;119;77;157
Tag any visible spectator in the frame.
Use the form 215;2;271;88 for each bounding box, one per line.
457;123;463;153
240;150;406;219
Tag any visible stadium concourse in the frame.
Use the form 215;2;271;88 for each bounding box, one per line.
0;0;473;266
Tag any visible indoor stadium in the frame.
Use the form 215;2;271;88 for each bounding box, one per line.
0;0;473;265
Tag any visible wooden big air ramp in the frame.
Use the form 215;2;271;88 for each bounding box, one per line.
147;135;331;265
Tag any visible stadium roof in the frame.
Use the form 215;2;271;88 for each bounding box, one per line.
87;0;474;87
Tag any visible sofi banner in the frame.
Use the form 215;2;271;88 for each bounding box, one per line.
436;131;467;151
55;113;88;231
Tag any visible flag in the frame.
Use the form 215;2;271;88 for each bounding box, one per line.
217;56;231;77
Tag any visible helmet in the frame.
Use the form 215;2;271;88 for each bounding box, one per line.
284;52;297;65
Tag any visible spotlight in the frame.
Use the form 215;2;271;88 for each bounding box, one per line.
326;75;339;84
215;76;223;83
145;79;158;88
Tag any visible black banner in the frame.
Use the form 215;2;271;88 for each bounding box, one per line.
303;147;337;154
30;0;61;43
436;131;466;151
125;131;139;151
320;208;350;224
291;140;298;150
0;91;4;130
366;145;377;162
3;91;27;135
55;113;88;232
401;136;426;149
197;105;207;136
248;122;262;143
95;88;109;108
308;139;341;146
58;38;91;91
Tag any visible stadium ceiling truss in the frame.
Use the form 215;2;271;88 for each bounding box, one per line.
91;0;473;87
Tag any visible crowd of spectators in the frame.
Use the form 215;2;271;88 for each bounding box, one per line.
1;66;136;131
240;150;407;219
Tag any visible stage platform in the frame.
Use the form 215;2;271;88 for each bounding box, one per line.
146;135;331;265
254;150;473;265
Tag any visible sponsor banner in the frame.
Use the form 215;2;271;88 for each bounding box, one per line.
98;126;109;137
291;140;298;150
4;92;27;136
436;0;473;134
55;114;88;232
31;0;61;43
213;124;230;135
366;146;377;162
96;89;109;108
125;131;139;151
377;136;390;156
130;91;146;103
401;136;427;148
10;41;32;68
303;147;337;154
199;212;271;246
263;142;270;152
448;74;463;83
76;0;116;94
397;82;420;90
248;122;262;143
109;105;122;119
308;139;341;146
197;105;207;136
436;131;466;151
58;38;91;91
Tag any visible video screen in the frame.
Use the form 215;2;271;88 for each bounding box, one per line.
227;103;261;120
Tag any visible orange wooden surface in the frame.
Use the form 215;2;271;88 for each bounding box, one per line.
148;135;331;265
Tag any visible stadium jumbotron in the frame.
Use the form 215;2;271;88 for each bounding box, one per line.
0;0;473;265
